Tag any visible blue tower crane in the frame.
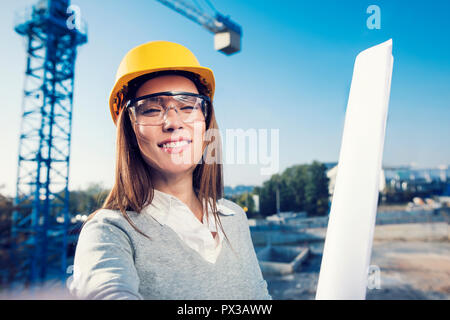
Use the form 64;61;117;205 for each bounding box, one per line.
12;0;87;285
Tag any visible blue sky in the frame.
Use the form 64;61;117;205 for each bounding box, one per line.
0;0;449;196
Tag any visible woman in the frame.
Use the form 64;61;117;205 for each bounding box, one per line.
68;41;271;300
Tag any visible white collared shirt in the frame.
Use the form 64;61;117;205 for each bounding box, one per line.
142;189;235;264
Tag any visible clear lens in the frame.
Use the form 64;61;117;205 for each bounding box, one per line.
130;94;206;126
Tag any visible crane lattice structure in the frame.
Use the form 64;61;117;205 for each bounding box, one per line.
11;0;87;285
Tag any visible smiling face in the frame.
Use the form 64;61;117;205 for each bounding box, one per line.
129;74;206;177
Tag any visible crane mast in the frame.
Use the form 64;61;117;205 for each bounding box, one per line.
12;0;87;285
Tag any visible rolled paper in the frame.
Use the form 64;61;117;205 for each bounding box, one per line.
315;39;394;300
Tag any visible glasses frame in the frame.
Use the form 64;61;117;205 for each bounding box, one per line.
125;91;210;126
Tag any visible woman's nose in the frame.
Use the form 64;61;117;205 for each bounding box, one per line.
162;106;184;131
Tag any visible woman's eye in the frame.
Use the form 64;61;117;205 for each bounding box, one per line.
141;107;161;115
180;106;197;112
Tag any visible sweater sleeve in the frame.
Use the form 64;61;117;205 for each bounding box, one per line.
67;211;143;300
237;209;273;300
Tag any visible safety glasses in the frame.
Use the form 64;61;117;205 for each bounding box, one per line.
126;91;210;126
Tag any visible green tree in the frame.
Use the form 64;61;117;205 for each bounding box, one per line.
259;175;280;216
226;192;256;217
304;161;330;216
0;192;14;284
282;164;309;212
68;182;109;216
258;161;330;217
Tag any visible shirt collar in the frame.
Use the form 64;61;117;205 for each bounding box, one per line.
145;188;235;226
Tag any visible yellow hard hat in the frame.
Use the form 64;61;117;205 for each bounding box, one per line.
109;40;215;125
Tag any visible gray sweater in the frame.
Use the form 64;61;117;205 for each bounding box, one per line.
68;198;272;300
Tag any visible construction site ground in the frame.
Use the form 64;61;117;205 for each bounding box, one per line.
265;222;449;300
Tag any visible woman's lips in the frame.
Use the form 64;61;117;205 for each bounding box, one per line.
158;140;192;154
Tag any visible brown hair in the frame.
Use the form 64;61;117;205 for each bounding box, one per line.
87;71;230;246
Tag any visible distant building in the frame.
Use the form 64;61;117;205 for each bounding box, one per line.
224;185;255;197
325;163;449;202
383;165;449;199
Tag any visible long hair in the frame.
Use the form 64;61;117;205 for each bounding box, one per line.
87;71;230;245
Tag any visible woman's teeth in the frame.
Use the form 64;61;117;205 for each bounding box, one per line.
160;140;190;148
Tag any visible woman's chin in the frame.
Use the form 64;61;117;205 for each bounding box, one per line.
159;163;196;175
